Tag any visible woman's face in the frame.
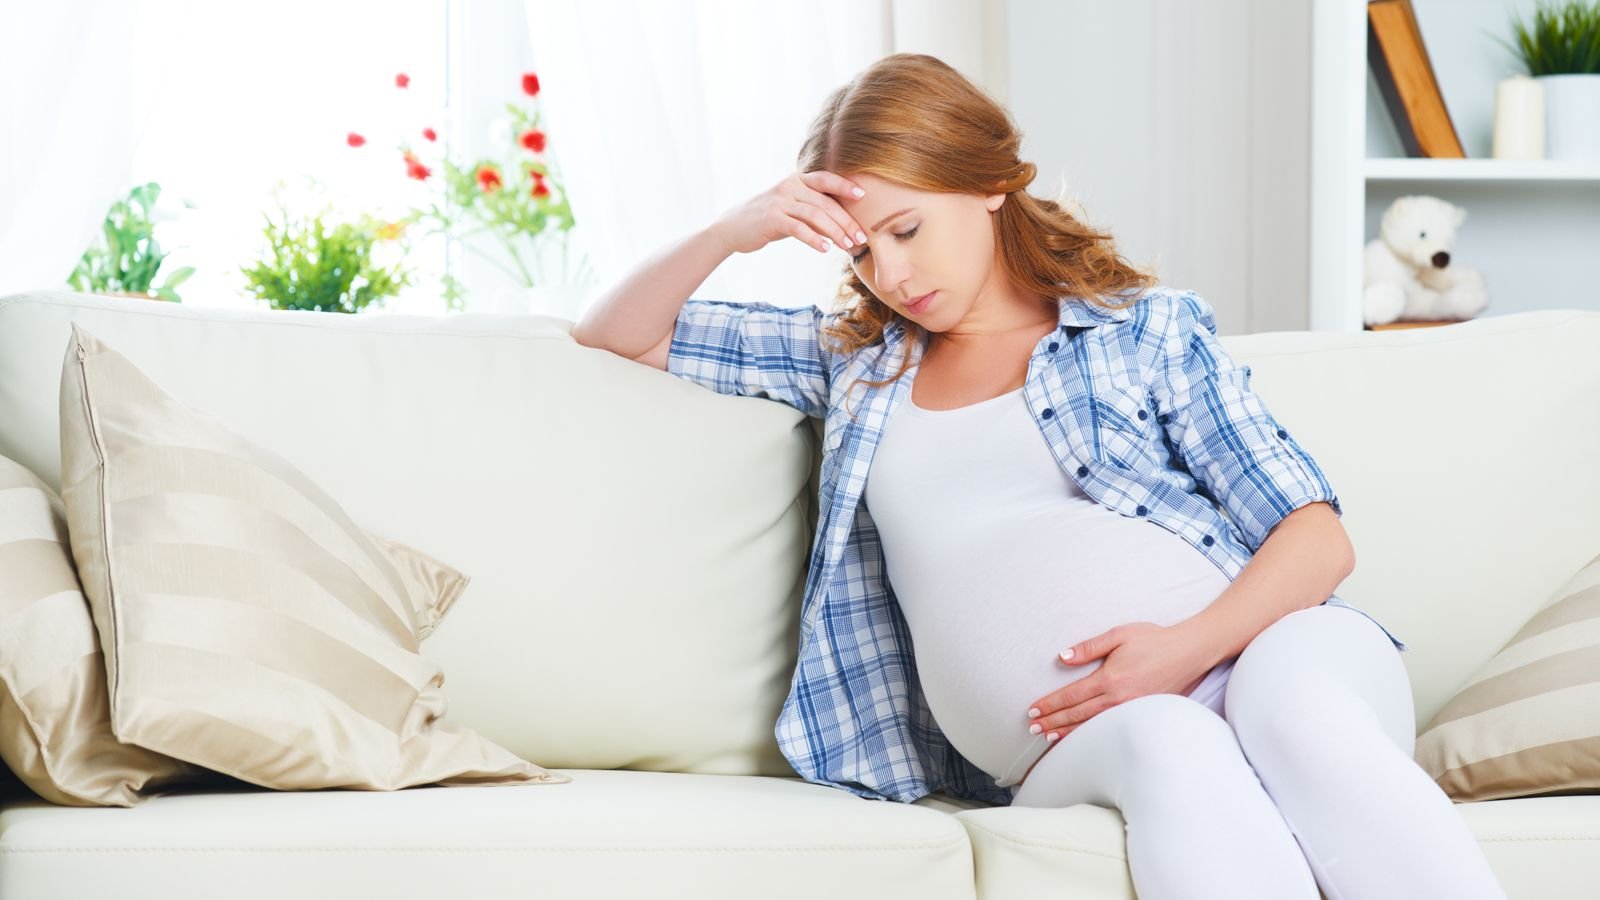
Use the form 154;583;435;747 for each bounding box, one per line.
837;171;1015;333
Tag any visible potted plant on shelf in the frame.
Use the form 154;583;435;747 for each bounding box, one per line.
345;69;594;316
67;182;197;302
1497;0;1600;160
239;180;413;314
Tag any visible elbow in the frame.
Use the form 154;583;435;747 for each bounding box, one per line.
1334;525;1357;578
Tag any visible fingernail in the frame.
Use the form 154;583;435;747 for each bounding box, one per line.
852;187;865;198
1060;649;1074;661
1027;707;1040;718
1029;723;1042;735
855;230;866;243
1047;732;1060;742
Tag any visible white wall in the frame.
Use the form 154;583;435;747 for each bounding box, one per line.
1006;0;1314;334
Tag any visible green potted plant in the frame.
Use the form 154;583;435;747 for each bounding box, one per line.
240;181;413;314
67;182;197;302
1497;0;1600;159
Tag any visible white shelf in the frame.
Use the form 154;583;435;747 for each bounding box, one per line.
1365;159;1600;182
1311;0;1600;332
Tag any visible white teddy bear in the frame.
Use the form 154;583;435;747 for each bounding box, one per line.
1363;195;1489;327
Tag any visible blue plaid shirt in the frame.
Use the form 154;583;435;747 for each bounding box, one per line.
666;286;1407;807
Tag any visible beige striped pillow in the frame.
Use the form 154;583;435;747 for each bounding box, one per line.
0;453;207;806
1415;549;1600;801
57;324;569;792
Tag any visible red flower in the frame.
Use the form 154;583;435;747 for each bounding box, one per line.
519;129;546;153
531;177;550;198
422;127;437;142
476;165;503;192
521;72;540;96
403;151;431;181
346;132;367;147
395;72;410;89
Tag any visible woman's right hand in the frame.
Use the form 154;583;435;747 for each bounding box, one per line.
709;170;870;256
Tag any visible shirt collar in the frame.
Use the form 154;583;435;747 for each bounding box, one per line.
883;292;1135;346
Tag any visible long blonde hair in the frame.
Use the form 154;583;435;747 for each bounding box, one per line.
797;53;1158;394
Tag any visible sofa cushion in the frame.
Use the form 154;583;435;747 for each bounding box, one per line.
0;454;204;806
949;794;1600;899
56;324;565;792
0;769;978;900
1415;549;1600;801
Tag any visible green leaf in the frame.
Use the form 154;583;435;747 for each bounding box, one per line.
160;265;196;289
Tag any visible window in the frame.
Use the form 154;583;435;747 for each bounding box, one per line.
129;0;453;313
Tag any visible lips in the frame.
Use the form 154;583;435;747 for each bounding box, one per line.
907;291;936;313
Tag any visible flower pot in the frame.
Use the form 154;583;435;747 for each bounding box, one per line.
1536;74;1600;161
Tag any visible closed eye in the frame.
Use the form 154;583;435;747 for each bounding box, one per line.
850;225;918;264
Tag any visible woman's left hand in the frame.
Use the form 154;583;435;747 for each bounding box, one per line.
1024;621;1218;742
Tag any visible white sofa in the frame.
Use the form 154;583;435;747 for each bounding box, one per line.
0;289;1596;900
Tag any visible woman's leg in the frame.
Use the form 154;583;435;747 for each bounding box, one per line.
1010;691;1320;900
1223;604;1508;900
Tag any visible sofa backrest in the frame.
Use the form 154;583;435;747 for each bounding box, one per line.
1218;310;1600;726
3;291;1596;750
0;291;817;779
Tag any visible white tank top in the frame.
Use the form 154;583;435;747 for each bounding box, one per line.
862;383;1234;787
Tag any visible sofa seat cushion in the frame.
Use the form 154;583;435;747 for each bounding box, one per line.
948;795;1600;899
0;769;977;900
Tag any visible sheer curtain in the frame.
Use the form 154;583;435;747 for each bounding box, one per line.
0;0;143;296
523;0;890;312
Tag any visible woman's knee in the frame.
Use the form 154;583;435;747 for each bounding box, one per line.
1225;605;1417;760
1096;693;1246;774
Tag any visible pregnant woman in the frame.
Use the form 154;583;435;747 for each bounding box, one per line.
574;52;1506;900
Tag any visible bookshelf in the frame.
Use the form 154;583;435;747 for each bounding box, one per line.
1309;0;1600;332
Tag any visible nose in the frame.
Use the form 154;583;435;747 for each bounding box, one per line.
872;256;913;296
1431;250;1451;268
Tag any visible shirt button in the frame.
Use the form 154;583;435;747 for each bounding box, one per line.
1076;465;1088;477
1041;408;1054;419
1136;505;1148;516
1277;428;1288;439
1202;535;1215;546
1047;341;1060;352
1136;409;1147;420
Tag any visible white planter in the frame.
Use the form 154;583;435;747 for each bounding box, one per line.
1536;73;1600;161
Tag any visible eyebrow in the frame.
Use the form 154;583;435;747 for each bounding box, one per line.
870;208;916;234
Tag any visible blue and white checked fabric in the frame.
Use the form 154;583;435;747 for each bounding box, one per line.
666;285;1408;807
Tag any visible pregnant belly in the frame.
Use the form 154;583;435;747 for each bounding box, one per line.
905;565;1232;786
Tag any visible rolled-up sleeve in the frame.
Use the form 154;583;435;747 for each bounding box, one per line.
1152;290;1342;553
666;298;836;420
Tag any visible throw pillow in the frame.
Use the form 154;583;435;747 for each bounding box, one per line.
1415;549;1600;801
57;323;569;791
0;453;205;806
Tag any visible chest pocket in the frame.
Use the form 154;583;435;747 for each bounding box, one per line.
1091;385;1160;470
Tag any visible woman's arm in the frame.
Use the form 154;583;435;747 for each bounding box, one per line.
1175;501;1355;669
1148;290;1356;663
570;225;735;362
1150;290;1345;554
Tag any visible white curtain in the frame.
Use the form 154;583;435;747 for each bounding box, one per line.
523;0;891;312
0;0;145;296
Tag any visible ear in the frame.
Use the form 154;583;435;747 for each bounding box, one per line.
986;192;1006;213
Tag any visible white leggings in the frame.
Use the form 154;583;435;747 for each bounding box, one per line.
1009;604;1508;900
